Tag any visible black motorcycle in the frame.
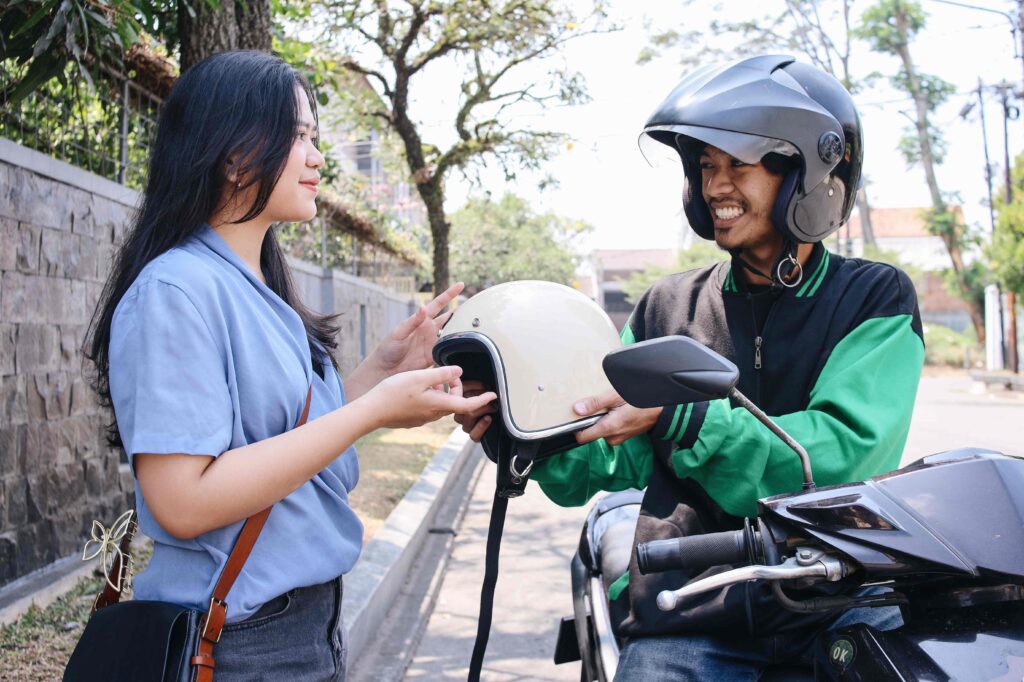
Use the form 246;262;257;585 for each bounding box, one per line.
554;336;1024;681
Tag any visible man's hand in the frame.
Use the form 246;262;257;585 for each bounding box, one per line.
573;390;662;446
452;379;499;442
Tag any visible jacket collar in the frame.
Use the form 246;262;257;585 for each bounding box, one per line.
720;242;830;298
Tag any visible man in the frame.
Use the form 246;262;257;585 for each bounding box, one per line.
458;55;923;680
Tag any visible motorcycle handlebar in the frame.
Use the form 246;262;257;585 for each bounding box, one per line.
637;529;755;575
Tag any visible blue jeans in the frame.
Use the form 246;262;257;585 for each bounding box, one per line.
212;576;346;681
615;594;902;682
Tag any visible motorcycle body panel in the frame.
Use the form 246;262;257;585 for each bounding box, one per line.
760;450;1024;581
814;614;1024;681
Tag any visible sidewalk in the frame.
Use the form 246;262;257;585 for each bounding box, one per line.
404;462;589;681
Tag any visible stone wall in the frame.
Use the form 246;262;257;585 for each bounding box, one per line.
0;142;136;586
0;139;416;589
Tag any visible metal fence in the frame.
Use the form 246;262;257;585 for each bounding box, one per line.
1;60;161;190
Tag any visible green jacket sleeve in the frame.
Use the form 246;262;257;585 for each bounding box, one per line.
530;316;655;507
664;314;924;517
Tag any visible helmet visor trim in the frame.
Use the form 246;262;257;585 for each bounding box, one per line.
639;124;799;168
434;331;603;441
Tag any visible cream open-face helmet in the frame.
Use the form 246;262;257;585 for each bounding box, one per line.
432;280;621;466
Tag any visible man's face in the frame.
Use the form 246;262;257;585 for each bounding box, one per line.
699;145;784;254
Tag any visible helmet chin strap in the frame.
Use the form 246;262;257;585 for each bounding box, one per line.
728;239;804;291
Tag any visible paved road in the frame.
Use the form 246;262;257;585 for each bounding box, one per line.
404;374;1024;681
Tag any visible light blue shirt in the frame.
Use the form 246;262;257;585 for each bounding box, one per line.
109;224;362;622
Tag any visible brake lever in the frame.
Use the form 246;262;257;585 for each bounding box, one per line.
656;553;847;611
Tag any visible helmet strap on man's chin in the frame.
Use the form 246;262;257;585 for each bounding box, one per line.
728;239;804;291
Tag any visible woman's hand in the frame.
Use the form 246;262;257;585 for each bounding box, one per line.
452;380;499;442
362;366;497;430
572;390;662;446
346;283;464;402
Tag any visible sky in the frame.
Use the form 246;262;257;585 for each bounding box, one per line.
397;0;1024;253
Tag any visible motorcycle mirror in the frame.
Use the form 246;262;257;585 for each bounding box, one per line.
602;336;739;409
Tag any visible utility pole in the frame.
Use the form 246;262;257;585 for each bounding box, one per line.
972;80;996;234
998;81;1020;374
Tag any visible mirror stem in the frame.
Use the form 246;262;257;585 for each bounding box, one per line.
728;388;815;490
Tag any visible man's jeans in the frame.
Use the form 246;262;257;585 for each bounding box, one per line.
615;591;901;682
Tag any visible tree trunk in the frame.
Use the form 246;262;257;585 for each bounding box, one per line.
236;0;273;52
389;74;451;294
178;0;238;72
413;177;450;294
178;1;272;73
894;3;985;342
856;187;876;246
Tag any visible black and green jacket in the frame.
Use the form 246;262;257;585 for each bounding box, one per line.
532;243;925;636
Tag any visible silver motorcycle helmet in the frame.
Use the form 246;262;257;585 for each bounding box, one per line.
639;54;864;244
432;280;621;463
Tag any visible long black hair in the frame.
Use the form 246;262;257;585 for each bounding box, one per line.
86;50;339;446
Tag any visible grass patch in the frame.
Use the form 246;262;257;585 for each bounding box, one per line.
349;416;458;542
0;544;151;681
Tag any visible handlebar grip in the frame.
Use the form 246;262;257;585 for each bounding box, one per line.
637;530;750;575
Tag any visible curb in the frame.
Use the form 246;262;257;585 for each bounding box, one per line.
0;555;98;626
342;427;476;667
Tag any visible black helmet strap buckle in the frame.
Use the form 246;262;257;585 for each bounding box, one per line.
730;240;804;292
775;249;803;290
508;454;534;487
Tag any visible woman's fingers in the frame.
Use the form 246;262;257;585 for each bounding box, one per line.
440;391;497;414
413;365;463;387
389;305;427;342
425;282;464;319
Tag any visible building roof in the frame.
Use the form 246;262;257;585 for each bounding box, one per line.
846;206;964;239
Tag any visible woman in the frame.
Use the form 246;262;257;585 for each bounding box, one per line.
85;50;494;680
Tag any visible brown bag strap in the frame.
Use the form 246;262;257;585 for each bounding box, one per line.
192;385;313;682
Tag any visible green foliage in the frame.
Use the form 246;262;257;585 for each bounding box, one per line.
449;193;591;292
897;125;948;165
989;153;1024;297
623;242;728;304
302;0;614;289
922;321;977;367
0;0;183;106
853;0;927;51
889;71;954;109
941;260;988;318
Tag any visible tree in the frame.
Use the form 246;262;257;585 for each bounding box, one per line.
0;0;273;105
639;0;878;245
991;153;1024;298
622;242;728;304
854;0;986;341
450;193;589;293
314;0;611;294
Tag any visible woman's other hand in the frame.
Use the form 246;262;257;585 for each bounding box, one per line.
452;379;499;442
572;390;662;446
363;366;496;430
